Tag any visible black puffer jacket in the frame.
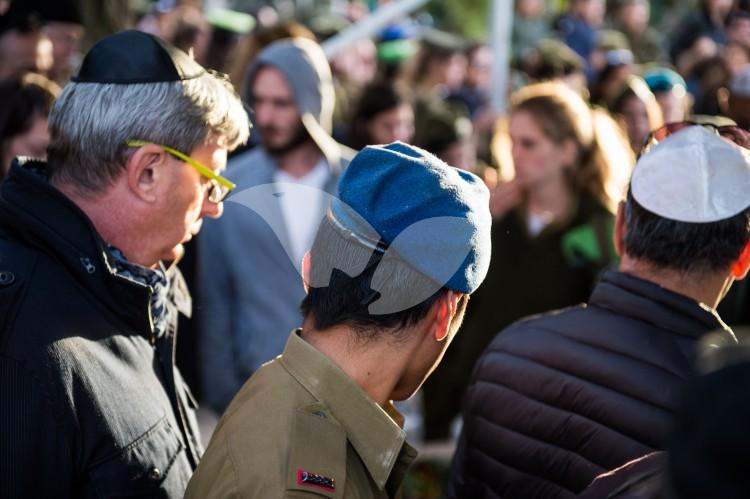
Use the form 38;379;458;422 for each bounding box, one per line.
446;271;734;499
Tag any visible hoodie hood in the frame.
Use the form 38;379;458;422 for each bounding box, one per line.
244;37;346;168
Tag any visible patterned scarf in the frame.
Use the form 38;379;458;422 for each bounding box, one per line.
109;246;173;339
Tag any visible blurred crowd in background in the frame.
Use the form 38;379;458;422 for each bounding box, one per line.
1;0;750;497
9;1;750;182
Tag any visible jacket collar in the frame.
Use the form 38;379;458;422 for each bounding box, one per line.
0;159;154;335
590;270;734;340
279;330;417;491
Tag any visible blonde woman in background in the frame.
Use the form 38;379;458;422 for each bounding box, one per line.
422;80;634;440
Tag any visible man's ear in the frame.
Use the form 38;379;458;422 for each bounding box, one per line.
614;201;626;257
561;139;578;168
434;291;460;342
731;242;750;280
301;251;311;293
126;144;167;203
717;87;730;115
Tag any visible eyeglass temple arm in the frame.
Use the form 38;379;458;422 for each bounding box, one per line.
126;140;236;190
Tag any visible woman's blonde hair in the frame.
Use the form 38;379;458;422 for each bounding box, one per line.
492;81;634;212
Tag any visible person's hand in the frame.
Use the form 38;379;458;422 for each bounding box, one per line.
484;169;524;219
473;107;500;135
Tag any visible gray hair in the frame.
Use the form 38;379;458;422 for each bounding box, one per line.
47;72;250;193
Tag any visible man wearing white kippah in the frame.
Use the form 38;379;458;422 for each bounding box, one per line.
447;124;750;499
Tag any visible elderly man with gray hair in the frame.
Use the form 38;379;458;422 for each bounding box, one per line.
0;31;249;498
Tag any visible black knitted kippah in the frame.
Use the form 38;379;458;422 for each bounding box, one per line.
72;30;205;84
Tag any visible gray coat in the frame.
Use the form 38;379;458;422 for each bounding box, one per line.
197;38;353;414
197;148;343;412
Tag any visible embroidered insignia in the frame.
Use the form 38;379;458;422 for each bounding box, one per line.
297;469;335;491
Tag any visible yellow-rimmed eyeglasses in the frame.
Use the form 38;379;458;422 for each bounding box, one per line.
127;139;236;203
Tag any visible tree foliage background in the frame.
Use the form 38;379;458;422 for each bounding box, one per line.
423;0;490;41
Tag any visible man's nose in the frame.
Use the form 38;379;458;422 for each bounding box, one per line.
254;103;272;126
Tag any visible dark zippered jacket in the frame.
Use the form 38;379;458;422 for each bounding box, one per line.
446;271;735;499
0;160;202;498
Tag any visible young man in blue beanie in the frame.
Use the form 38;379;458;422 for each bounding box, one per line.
186;142;492;498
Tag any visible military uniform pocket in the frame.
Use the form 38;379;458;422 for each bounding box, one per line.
284;404;347;499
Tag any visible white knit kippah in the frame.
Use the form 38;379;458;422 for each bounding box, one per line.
631;126;750;222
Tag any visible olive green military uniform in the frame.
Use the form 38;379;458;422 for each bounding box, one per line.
185;330;418;499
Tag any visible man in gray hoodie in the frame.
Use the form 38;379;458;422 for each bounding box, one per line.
197;38;353;414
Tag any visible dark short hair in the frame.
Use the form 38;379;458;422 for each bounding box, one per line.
0;4;43;36
349;81;411;150
725;9;750;28
300;216;468;340
0;74;58;166
624;188;750;274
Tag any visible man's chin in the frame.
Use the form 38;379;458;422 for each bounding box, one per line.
160;244;185;268
263;127;312;155
264;139;294;155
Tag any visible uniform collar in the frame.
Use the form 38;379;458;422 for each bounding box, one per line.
279;330;417;491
